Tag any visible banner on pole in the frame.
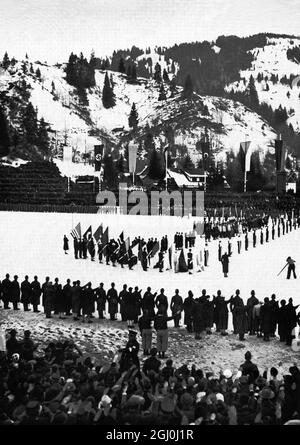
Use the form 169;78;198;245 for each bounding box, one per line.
240;141;252;172
128;142;138;173
94;145;104;172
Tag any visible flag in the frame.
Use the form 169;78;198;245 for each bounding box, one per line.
71;222;81;239
83;225;92;239
240;141;251;172
125;237;130;251
93;224;103;243
178;249;188;272
101;227;109;255
118;231;124;243
94;145;104;171
131;238;140;248
275;139;284;172
150;242;160;257
128;141;138;173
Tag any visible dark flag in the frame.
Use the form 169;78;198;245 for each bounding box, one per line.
94;145;104;171
93;224;103;243
239;141;251;172
118;231;124;243
71;222;81;239
102;227;109;246
178;249;188;272
150;242;160;258
83;225;92;239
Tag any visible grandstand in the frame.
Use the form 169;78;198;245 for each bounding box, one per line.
0;161;98;206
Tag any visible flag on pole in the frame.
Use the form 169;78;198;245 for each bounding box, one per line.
71;222;81;239
93;224;103;243
125;237;130;251
94;145;104;172
240;141;252;172
150;242;160;258
83;225;92;239
118;231;124;243
128;142;138;173
101;227;109;255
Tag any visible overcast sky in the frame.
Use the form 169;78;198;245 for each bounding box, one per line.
1;0;300;63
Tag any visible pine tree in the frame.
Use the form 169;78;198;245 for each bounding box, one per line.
128;103;139;129
51;81;55;94
102;72;116;108
30;63;34;74
158;83;167;101
245;75;259;110
22;62;27;74
0;105;10;156
37;117;51;156
182;75;194;99
36;68;41;79
183;153;194;169
148;148;164;179
2;52;10;70
118;57;126;74
22;102;38;145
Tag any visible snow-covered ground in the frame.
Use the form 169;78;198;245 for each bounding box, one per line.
1;211;299;372
0;211;299;306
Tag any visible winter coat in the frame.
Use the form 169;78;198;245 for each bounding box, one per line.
260;302;272;334
82;287;95;315
170;294;183;315
203;298;214;328
107;288;118;314
21;280;32;304
71;285;81;314
183;296;194;325
233;304;248;334
118;290;128;317
217;298;229;330
44;284;55;313
142;292;156;317
95;288;106;311
31;280;41;306
193;298;205;332
63;236;69;251
11;280;20;303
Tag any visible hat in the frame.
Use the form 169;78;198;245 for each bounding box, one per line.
126;395;145;408
223;369;232;379
216;393;225;402
187;376;195;386
259;388;275;400
196;392;206;403
98;395;112;408
160;396;176;414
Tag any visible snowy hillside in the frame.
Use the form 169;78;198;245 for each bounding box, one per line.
226;37;300;130
0;56;277;168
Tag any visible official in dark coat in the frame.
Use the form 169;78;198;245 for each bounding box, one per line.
43;282;55;318
119;330;140;373
246;291;259;335
230;290;242;334
170;289;183;327
1;274;12;309
285;298;299;346
81;282;95;322
21;276;32;311
132;287;142;323
71;281;81;320
183;291;194;333
63;279;72;316
155;289;168;314
138;309;153;355
63;235;69;254
233;299;248;341
193;295;205;340
73;237;79;259
31;276;41;312
221;252;230;277
141;288;156;318
278;300;288;342
269;294;279;337
95;283;106;319
11;275;20;310
217;295;231;335
118;284;129;321
107;283;118;320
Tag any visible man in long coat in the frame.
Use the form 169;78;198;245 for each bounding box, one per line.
31;276;41;313
183;291;194;333
63;279;72;316
95;283;106;319
230;290;243;334
2;273;12;309
141;288;156;318
233;299;248;341
246;290;259;335
221;252;230;277
21;275;32;311
118;284;129;322
107;282;118;320
170;289;183;327
11;275;20;311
